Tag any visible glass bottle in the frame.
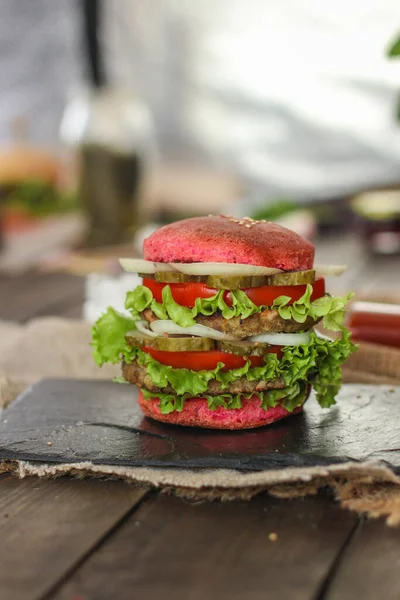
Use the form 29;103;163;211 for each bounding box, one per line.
60;87;155;247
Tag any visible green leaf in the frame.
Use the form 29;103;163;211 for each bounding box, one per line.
113;376;129;384
91;308;138;366
141;384;308;415
151;300;169;320
387;35;400;58
124;284;354;334
250;199;297;221
141;388;185;413
112;330;357;412
5;180;78;217
125;286;153;317
162;285;196;327
92;298;357;413
273;289;354;331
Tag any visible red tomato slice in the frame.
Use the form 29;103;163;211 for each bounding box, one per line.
142;346;282;371
226;277;325;307
143;279;217;307
142;277;325;308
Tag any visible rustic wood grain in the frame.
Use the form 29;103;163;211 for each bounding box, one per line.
0;474;149;600
50;493;358;600
324;518;400;600
0;238;398;600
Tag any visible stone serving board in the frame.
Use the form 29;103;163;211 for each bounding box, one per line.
0;380;399;472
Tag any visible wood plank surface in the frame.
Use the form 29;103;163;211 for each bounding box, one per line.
0;273;84;321
50;493;358;600
0;238;398;600
0;474;149;600
325;518;400;600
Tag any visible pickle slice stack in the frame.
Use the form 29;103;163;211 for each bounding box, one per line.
126;331;276;356
141;269;315;289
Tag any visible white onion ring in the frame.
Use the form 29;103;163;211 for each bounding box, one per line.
314;264;347;276
120;258;282;276
169;262;282;276
247;332;312;345
119;258;173;274
149;320;236;341
134;320;158;338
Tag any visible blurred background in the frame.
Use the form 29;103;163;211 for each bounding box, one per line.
0;0;400;334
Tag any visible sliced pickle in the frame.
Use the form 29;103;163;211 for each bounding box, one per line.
154;271;204;284
152;336;215;352
126;331;275;357
125;331;215;352
205;275;268;289
125;331;154;347
217;340;272;357
152;270;315;288
266;269;315;286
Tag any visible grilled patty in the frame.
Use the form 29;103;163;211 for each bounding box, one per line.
122;360;286;396
141;308;319;339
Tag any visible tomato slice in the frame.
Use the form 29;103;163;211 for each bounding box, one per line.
226;277;325;307
143;279;217;307
142;346;282;371
142;277;325;308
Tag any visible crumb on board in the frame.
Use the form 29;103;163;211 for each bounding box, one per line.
47;441;52;446
268;532;278;542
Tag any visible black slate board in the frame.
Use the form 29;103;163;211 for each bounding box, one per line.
0;380;399;472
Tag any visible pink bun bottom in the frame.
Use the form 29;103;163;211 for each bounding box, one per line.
138;391;305;430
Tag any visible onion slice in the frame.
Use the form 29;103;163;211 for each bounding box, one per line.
169;262;282;276
247;331;311;345
120;258;282;276
149;320;236;341
134;320;158;338
119;258;173;274
314;264;347;277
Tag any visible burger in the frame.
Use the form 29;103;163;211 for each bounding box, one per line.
0;146;76;231
92;215;356;429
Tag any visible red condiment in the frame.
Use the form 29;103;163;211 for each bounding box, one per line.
346;301;400;348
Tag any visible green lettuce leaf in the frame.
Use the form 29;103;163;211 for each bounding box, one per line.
272;284;354;331
125;284;353;332
141;383;308;414
92;308;357;412
91;308;137;366
113;375;129;384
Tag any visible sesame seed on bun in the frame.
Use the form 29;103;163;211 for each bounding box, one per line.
143;215;314;271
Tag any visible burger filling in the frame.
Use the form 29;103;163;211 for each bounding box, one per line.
92;277;356;415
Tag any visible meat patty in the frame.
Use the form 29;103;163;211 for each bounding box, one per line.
122;359;286;396
141;307;319;339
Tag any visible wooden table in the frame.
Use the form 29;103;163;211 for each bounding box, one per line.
0;234;400;600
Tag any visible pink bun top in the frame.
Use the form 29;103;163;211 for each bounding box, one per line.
143;215;314;271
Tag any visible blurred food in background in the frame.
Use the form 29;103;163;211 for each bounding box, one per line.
347;301;400;348
0;145;77;232
351;189;400;255
249;199;316;240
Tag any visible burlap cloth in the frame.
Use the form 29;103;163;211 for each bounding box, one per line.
1;317;400;525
